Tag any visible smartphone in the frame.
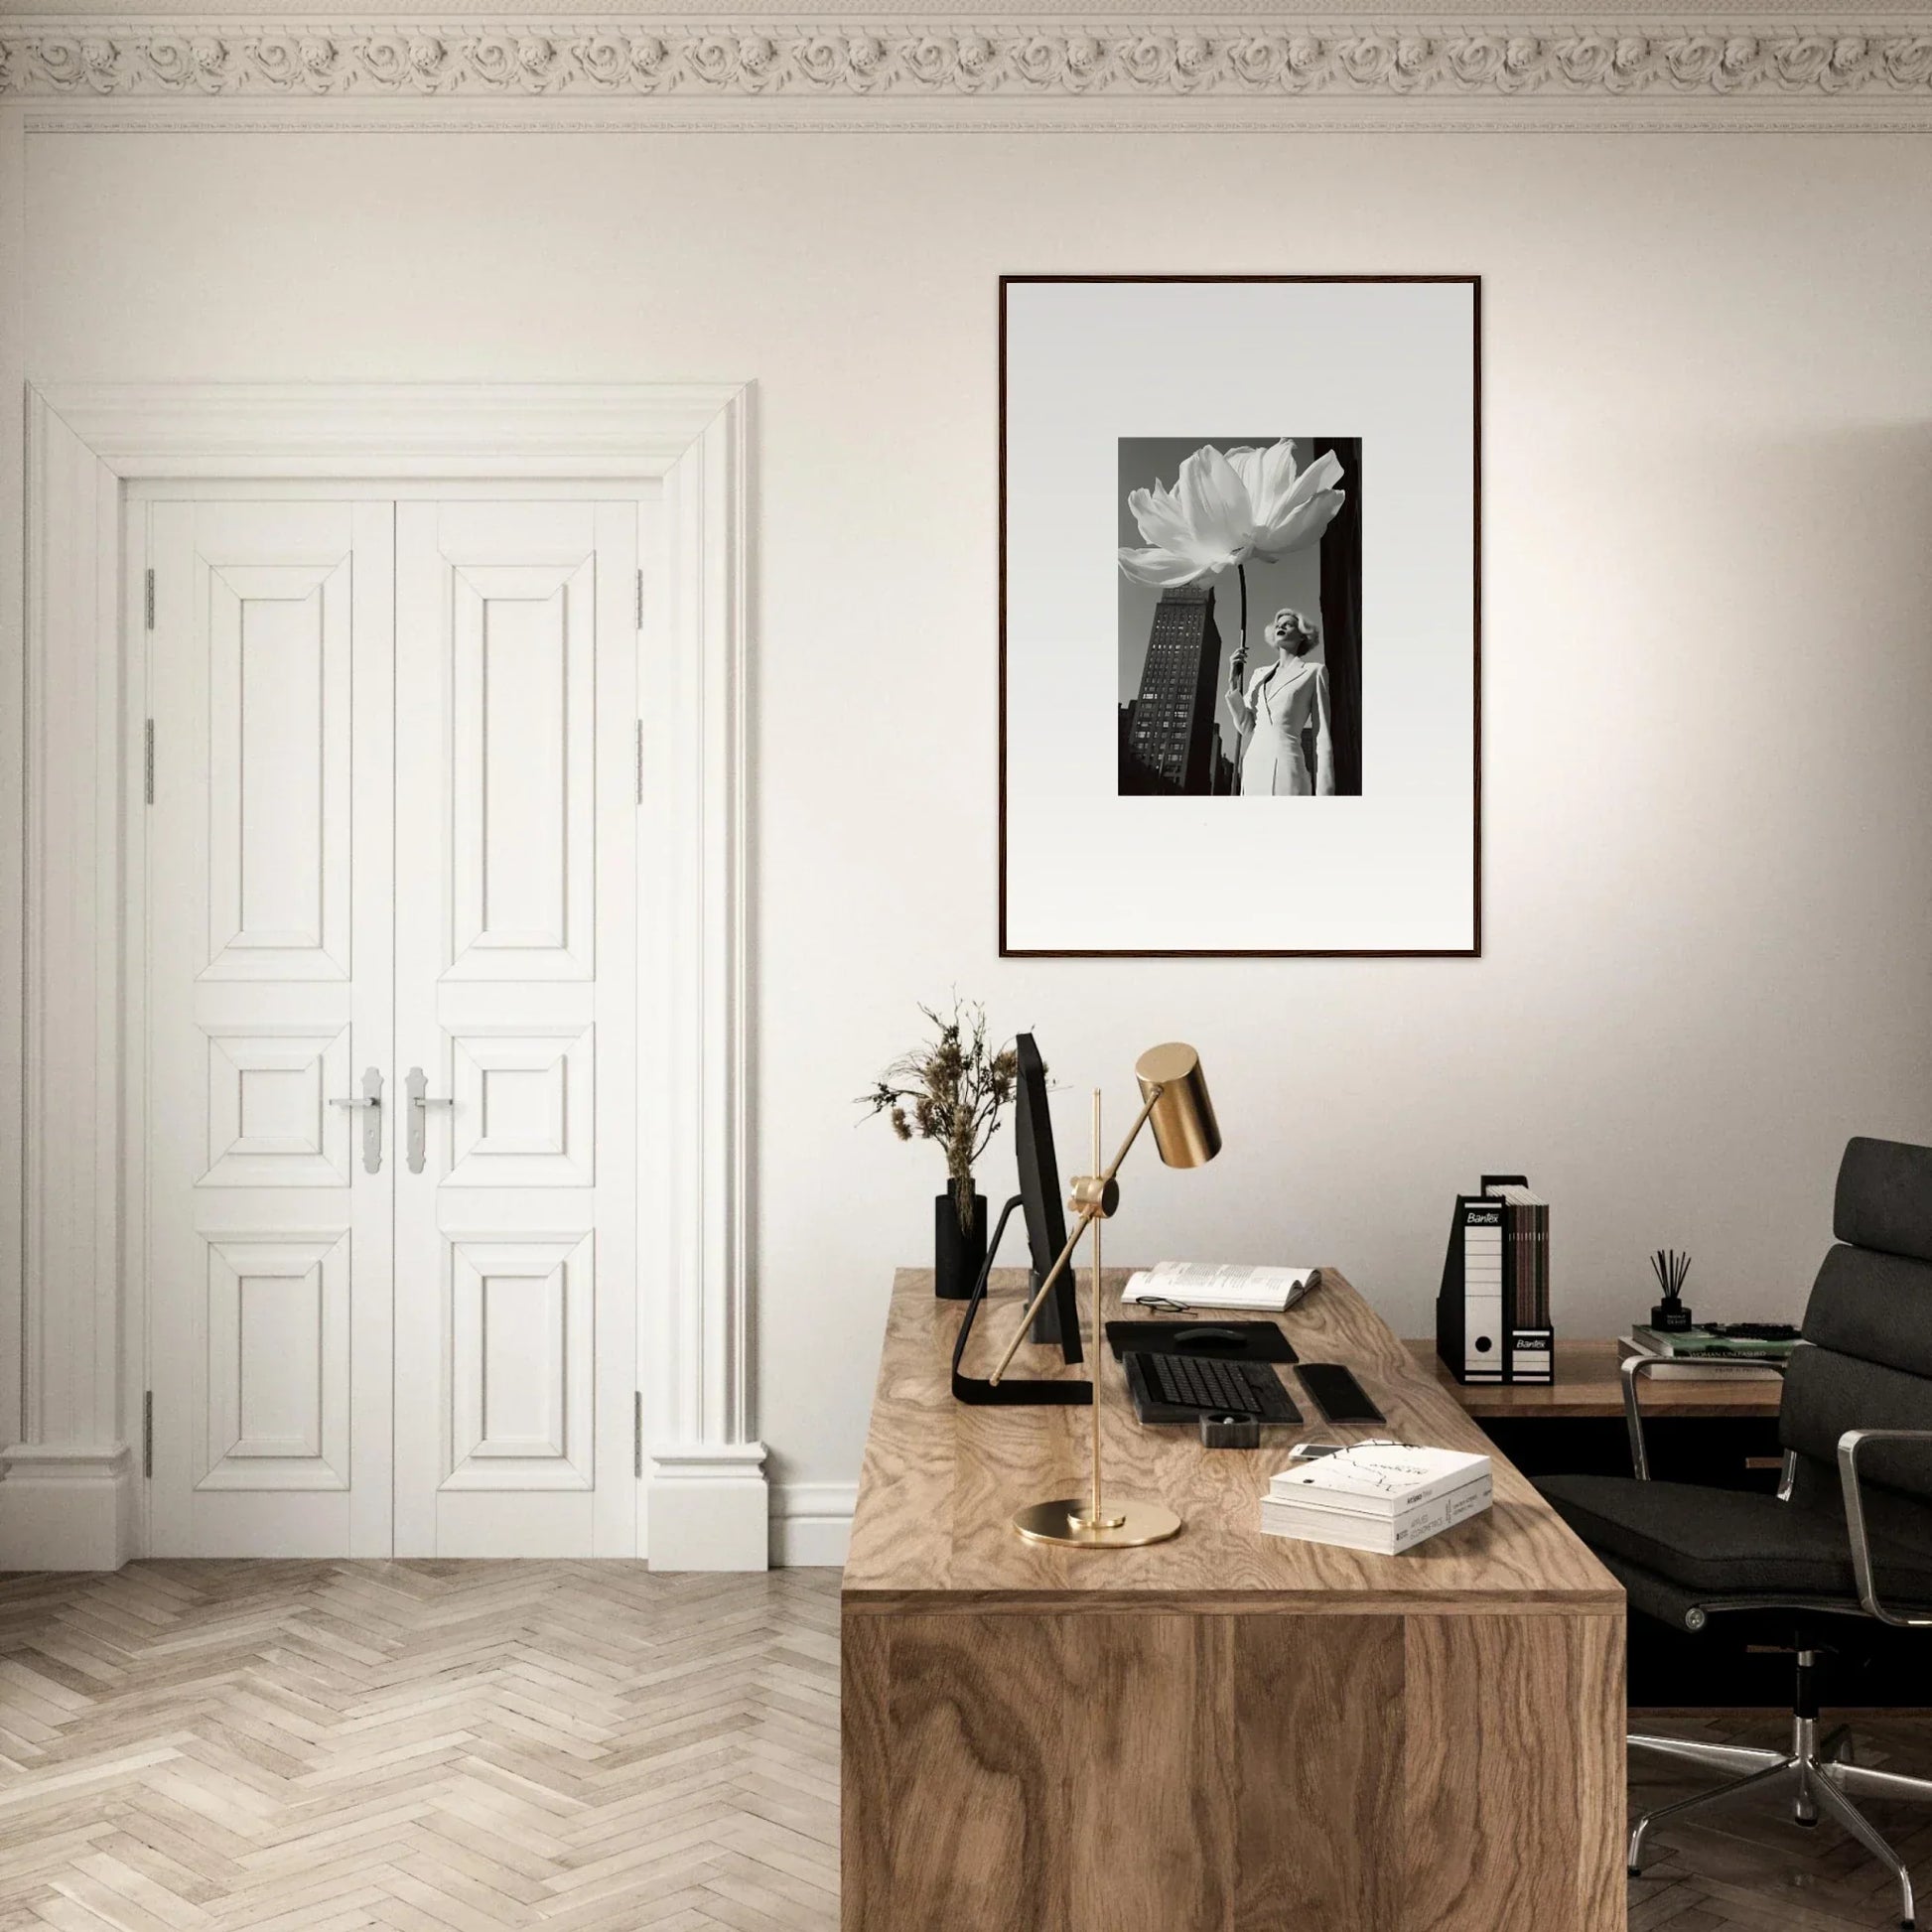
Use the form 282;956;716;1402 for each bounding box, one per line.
1297;1363;1385;1425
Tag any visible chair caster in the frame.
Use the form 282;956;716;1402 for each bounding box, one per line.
1627;1867;1640;1878
1794;1815;1818;1828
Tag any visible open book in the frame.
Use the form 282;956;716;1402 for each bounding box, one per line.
1121;1261;1318;1313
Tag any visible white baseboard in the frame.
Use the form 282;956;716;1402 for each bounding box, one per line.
0;1445;135;1571
770;1480;855;1568
646;1442;770;1571
0;1443;851;1573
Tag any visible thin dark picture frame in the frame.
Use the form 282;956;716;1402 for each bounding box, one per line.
997;272;1482;959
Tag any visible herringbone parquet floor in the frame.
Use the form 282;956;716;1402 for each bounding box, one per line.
0;1563;840;1931
0;1562;1927;1930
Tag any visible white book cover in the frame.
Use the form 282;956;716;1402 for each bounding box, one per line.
1262;1471;1493;1529
1121;1261;1315;1311
1268;1444;1489;1515
1261;1474;1492;1555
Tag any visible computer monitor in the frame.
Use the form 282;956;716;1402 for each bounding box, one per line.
948;1031;1089;1405
1014;1033;1083;1363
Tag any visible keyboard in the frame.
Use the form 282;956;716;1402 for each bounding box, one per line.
1125;1351;1303;1425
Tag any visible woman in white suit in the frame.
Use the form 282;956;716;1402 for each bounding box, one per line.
1224;607;1334;797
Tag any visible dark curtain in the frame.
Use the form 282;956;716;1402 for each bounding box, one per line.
1314;437;1364;797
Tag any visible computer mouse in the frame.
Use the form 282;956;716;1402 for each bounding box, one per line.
1174;1327;1246;1349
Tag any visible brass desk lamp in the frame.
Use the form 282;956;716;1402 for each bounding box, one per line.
987;1041;1221;1549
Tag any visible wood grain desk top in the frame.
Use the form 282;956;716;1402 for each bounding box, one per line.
843;1268;1622;1616
1405;1337;1785;1420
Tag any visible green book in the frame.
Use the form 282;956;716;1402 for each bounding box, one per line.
1631;1325;1797;1360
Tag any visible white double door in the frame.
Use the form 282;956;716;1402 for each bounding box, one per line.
144;492;642;1558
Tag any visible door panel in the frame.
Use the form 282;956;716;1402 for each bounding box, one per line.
204;563;352;978
393;500;638;1558
147;500;394;1557
449;561;596;978
144;490;639;1560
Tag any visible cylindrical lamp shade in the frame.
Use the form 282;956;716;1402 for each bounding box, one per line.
1134;1042;1221;1169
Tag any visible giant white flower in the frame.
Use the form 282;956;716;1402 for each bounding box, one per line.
1118;439;1344;588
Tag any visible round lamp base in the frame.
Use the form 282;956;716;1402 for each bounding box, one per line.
1011;1496;1182;1549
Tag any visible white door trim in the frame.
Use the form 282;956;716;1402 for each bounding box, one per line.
4;382;763;1572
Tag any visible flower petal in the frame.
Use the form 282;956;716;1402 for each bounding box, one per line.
1174;445;1256;571
1250;488;1344;561
1231;439;1303;525
1126;482;1197;558
1272;448;1343;520
1118;544;1207;587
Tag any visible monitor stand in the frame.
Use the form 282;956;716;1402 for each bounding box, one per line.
951;1196;1092;1407
1029;1273;1070;1347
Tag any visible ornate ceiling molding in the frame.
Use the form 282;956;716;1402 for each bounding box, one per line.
3;17;1931;121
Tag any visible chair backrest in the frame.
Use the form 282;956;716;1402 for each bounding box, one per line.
1780;1137;1932;1519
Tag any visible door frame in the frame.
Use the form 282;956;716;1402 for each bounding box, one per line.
6;383;763;1571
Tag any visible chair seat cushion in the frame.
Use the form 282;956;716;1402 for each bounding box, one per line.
1535;1473;1932;1601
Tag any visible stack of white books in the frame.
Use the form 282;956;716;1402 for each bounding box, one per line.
1260;1444;1493;1555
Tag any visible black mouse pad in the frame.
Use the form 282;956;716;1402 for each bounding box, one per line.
1104;1319;1297;1364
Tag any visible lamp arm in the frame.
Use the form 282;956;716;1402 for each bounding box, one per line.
987;1085;1164;1387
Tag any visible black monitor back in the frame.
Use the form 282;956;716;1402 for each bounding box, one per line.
1014;1034;1083;1360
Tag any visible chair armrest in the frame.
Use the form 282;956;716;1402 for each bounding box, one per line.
1620;1351;1788;1481
1837;1428;1932;1628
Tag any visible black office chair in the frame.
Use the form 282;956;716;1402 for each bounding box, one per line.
1537;1136;1932;1931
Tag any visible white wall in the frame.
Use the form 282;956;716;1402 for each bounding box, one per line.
21;127;1932;1541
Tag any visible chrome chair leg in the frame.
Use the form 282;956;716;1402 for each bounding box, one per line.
1793;1716;1820;1825
1827;1759;1932;1804
1627;1732;1785;1776
1628;1757;1800;1873
1807;1766;1916;1929
1627;1717;1928;1928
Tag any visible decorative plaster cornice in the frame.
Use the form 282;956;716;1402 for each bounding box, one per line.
4;16;1932;99
3;16;1931;119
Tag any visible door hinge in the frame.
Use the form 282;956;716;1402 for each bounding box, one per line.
635;568;644;631
633;1392;643;1479
142;1391;153;1478
634;720;644;805
143;720;155;805
144;568;155;631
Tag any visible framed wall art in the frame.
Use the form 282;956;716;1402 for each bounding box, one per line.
999;274;1481;957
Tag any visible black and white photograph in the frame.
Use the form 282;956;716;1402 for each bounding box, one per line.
1001;274;1478;955
1116;435;1363;798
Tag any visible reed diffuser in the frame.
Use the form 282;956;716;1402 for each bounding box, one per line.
1650;1249;1694;1332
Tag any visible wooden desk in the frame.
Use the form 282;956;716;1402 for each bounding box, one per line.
843;1269;1626;1932
1406;1336;1784;1420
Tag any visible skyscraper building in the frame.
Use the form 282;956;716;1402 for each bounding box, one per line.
1125;582;1220;794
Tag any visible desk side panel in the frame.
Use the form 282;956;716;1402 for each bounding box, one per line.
844;1607;1420;1932
1403;1610;1626;1932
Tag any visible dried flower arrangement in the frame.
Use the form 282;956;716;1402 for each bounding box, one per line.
860;999;1021;1233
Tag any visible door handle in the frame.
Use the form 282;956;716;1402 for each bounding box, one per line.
405;1066;455;1175
329;1066;385;1174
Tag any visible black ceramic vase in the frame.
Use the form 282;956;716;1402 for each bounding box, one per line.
934;1184;988;1300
